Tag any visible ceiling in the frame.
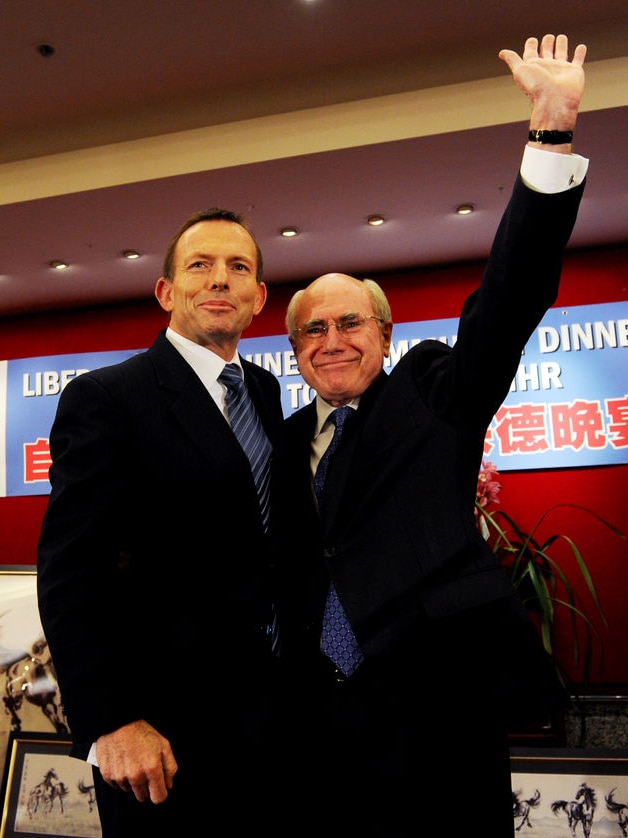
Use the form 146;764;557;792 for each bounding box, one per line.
1;0;627;318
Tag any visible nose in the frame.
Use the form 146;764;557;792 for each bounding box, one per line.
209;263;229;289
320;321;344;348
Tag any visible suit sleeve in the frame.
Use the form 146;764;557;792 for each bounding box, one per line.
37;371;146;742
423;174;586;429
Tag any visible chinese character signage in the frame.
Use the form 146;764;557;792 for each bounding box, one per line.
0;302;626;497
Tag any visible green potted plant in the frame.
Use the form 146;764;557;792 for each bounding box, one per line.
475;460;625;692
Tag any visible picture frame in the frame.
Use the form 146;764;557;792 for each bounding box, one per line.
0;566;69;783
0;731;100;837
510;747;628;836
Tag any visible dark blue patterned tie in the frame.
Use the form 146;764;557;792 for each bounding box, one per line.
219;364;279;653
219;363;272;531
314;406;365;677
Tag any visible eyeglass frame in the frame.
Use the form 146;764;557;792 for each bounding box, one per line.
291;312;385;342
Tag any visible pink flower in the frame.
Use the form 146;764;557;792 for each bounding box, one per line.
475;459;501;514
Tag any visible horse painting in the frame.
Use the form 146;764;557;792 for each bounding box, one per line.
78;778;97;813
1;637;69;734
26;768;69;818
512;788;541;831
551;782;597;838
606;788;628;837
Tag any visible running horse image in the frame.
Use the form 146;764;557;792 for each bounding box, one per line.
78;778;97;812
606;788;628;837
1;636;69;734
551;782;597;838
512;787;541;831
26;767;69;818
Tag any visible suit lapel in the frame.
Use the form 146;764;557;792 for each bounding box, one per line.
319;406;362;532
325;372;388;533
146;331;251;470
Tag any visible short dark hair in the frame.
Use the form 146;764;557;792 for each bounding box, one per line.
161;207;263;282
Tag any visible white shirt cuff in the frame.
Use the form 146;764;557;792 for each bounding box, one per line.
87;741;99;767
520;144;589;194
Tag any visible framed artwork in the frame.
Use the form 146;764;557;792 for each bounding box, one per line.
0;567;69;783
510;747;628;836
0;731;100;837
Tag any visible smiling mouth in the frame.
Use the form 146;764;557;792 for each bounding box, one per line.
314;357;357;370
199;299;233;311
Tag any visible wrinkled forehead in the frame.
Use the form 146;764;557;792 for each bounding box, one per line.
177;220;256;262
299;275;372;321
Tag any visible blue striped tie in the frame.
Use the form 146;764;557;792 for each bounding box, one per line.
219;364;279;653
219;364;272;530
315;406;365;677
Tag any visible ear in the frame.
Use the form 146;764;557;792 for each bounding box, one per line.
155;277;173;312
381;321;393;358
252;282;268;315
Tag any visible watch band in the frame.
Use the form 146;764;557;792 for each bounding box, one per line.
528;129;573;145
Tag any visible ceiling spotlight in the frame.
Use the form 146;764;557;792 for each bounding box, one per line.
280;226;299;237
367;215;386;226
36;43;56;58
122;249;141;260
49;260;68;270
456;203;475;215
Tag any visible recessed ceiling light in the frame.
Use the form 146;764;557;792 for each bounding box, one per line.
280;226;299;237
49;260;68;270
367;215;386;226
456;203;475;215
36;43;55;58
122;249;141;260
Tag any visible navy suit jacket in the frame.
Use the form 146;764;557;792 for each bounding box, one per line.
275;174;585;724
37;330;284;759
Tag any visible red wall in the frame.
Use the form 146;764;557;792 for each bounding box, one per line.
2;244;627;689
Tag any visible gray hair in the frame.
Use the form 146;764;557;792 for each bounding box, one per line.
286;277;391;334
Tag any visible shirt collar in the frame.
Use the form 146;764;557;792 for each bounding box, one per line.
165;326;240;383
314;394;359;438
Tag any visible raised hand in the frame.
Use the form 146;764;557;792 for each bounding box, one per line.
499;34;586;133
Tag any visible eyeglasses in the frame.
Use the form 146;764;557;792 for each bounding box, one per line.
293;313;384;342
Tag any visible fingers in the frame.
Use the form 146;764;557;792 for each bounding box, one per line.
162;757;178;793
108;763;175;804
544;33;587;66
497;48;520;72
107;776;148;801
510;34;587;66
147;778;167;805
540;33;557;59
107;778;130;792
572;42;587;67
146;755;178;803
522;36;540;62
108;775;165;803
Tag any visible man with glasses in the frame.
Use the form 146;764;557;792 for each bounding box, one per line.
273;34;588;835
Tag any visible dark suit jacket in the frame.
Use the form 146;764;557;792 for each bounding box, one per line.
37;330;284;761
275;175;585;725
